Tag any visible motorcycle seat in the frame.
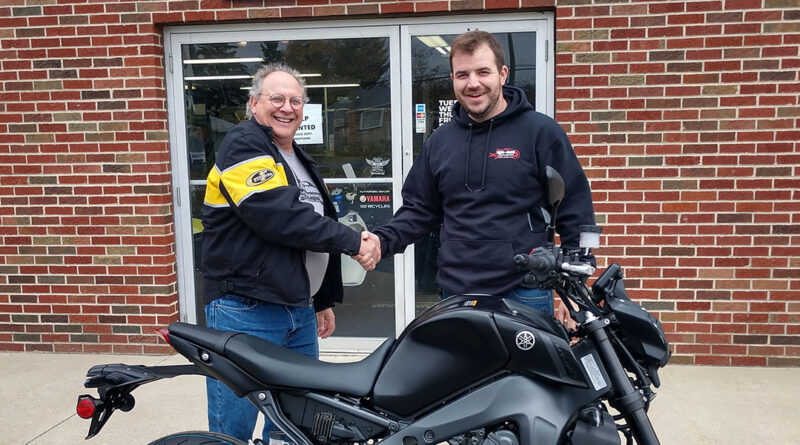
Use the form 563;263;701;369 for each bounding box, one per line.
168;322;394;397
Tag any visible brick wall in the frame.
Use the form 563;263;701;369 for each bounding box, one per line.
556;0;800;366
0;0;798;363
0;0;179;353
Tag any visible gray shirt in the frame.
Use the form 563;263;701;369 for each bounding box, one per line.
281;148;330;297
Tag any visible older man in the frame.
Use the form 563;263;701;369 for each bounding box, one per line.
200;63;379;442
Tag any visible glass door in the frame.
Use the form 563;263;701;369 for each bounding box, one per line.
165;14;553;349
400;19;552;325
166;25;403;350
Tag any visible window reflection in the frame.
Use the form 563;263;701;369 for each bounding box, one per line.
182;39;392;181
183;37;395;335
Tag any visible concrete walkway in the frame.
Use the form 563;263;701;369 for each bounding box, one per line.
2;351;798;444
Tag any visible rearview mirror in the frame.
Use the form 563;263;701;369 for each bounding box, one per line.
546;166;565;208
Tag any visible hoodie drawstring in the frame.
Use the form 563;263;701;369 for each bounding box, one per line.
464;123;474;191
465;120;493;192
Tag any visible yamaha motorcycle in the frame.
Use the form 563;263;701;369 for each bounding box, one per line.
76;167;671;444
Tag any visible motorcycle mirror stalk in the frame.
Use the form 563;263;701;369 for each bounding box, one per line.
544;166;563;247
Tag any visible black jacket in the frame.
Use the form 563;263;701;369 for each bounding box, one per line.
373;85;596;296
201;118;361;311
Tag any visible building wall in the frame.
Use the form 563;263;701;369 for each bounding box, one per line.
0;1;798;363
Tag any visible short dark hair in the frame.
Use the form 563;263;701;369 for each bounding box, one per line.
449;30;505;72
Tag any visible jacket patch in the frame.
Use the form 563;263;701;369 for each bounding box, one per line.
489;148;520;160
246;169;276;186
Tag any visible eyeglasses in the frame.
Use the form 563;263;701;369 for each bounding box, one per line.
260;93;307;110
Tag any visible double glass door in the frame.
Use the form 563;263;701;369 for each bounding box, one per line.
165;14;552;349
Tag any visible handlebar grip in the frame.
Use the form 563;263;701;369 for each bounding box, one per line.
513;254;529;268
514;253;553;274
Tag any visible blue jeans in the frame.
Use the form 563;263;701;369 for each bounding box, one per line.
442;288;554;317
205;294;318;443
502;287;554;317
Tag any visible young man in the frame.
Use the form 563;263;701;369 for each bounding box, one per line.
201;63;379;442
366;30;596;322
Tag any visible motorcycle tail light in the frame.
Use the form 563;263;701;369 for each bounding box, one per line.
76;395;97;419
156;327;171;345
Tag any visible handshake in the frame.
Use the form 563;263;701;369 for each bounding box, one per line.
352;231;381;271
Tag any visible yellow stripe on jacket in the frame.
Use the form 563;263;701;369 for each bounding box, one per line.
204;155;288;207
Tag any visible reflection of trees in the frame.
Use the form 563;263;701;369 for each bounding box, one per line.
183;43;249;128
185;43;247;76
258;41;285;65
284;39;389;91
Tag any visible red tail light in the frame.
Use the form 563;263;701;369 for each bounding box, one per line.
76;396;97;419
156;327;171;345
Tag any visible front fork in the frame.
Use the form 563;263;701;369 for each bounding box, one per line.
583;313;659;445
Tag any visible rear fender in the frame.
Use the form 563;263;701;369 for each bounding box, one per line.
79;363;203;439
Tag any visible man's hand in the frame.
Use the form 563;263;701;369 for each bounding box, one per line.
352;231;381;271
557;300;578;331
316;307;336;339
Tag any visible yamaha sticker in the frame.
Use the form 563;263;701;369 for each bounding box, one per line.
580;354;608;391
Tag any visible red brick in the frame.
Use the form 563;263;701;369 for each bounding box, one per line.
381;2;415;14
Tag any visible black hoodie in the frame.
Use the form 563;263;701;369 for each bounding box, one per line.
374;85;596;296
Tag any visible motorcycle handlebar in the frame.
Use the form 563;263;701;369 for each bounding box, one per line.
513;253;555;274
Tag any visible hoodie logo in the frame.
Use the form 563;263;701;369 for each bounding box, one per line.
489;148;520;160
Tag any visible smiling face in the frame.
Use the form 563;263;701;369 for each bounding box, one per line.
249;70;304;151
450;43;509;123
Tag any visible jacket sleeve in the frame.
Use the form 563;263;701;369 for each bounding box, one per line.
372;140;444;258
212;133;361;256
538;131;596;249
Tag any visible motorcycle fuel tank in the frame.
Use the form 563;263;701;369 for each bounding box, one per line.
370;296;588;418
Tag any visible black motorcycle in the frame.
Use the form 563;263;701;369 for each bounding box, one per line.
76;167;670;445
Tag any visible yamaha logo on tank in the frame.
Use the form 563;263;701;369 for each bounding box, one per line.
515;330;536;351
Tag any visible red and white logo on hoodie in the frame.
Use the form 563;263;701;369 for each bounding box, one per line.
489;148;520;159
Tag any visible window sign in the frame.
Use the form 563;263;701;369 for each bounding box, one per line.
438;99;456;126
296;103;323;145
415;103;426;133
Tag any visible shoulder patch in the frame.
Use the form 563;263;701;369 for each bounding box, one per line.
246;169;275;186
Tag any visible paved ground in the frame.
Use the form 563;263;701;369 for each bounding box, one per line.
2;351;799;444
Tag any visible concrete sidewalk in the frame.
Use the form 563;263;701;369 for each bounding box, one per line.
2;351;799;445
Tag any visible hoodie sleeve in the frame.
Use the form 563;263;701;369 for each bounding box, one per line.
373;140;444;257
538;131;596;249
210;131;361;256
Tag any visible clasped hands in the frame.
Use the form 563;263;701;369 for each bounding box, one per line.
352;231;381;271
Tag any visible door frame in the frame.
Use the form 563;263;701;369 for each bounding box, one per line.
163;12;554;351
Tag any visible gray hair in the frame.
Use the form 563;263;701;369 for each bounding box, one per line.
246;63;307;119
